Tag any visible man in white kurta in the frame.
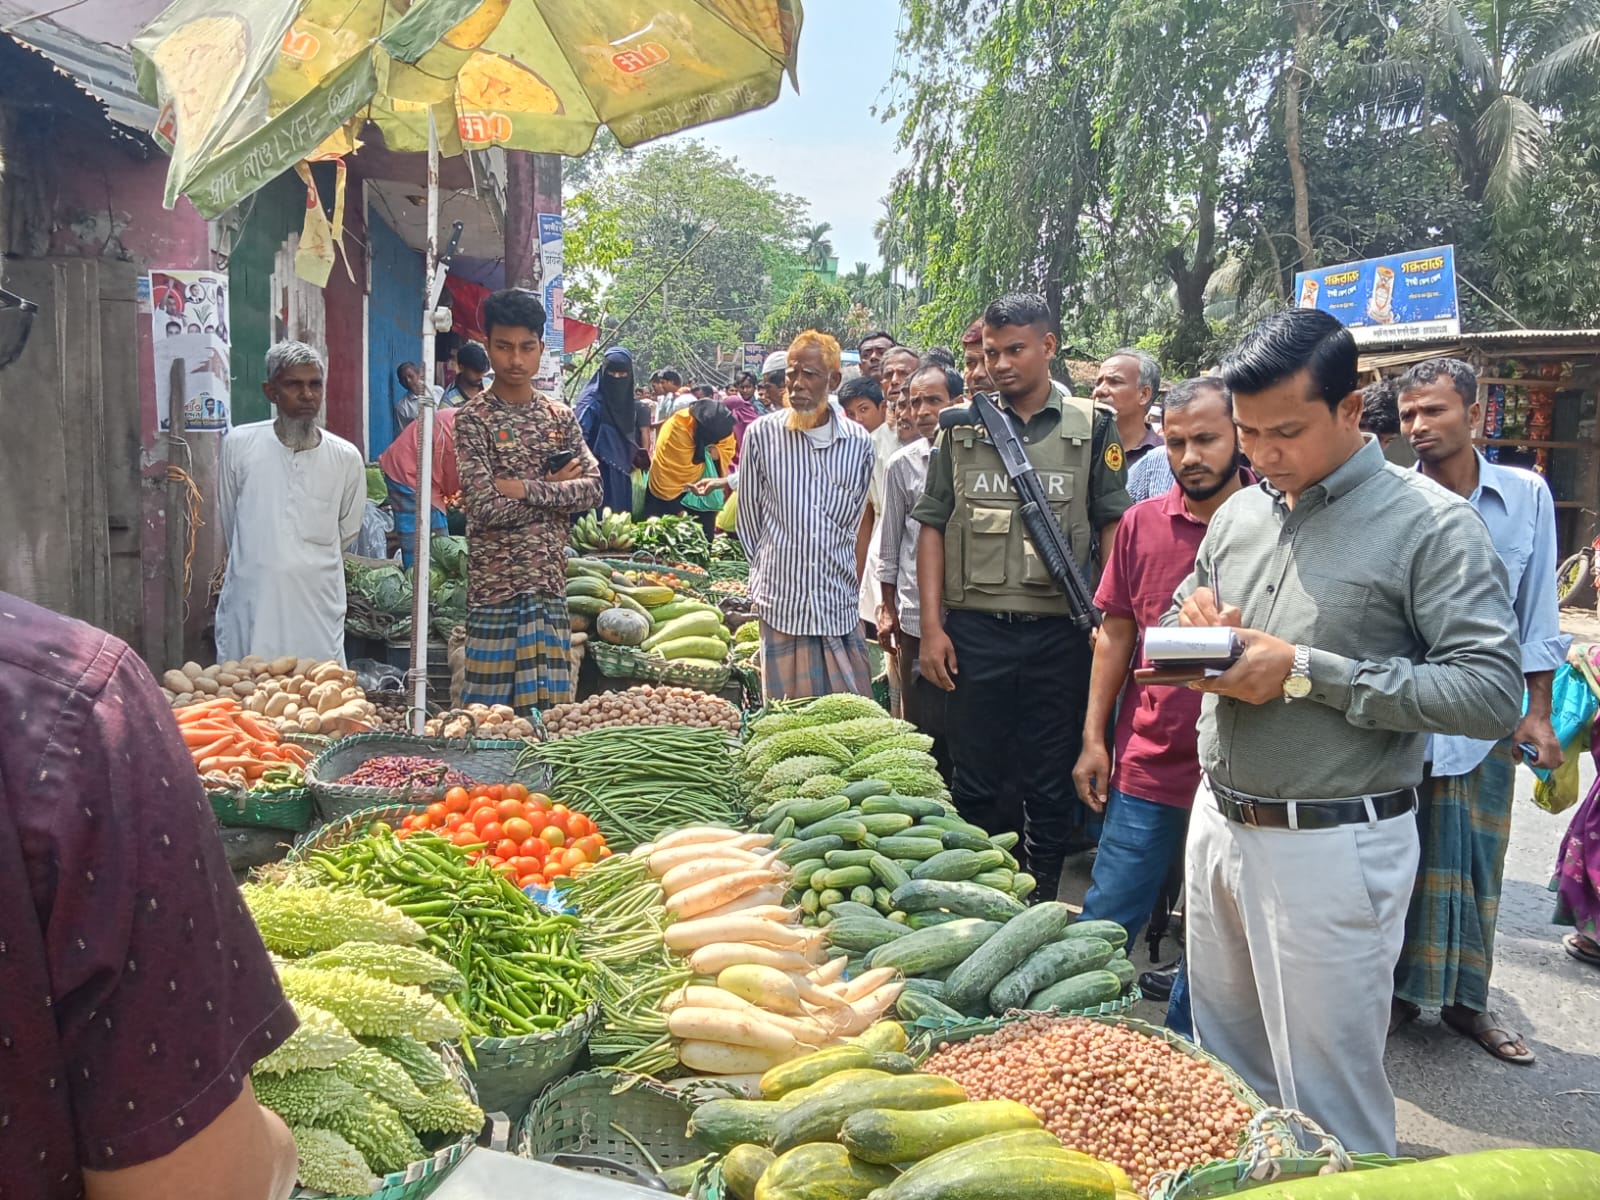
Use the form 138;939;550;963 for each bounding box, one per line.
215;342;364;664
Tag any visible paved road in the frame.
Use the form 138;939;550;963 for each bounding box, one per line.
1059;759;1600;1156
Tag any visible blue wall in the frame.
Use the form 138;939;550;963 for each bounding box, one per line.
367;211;425;455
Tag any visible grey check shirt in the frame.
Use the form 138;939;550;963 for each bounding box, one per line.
1167;437;1523;800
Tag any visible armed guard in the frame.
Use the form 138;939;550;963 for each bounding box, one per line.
912;293;1132;901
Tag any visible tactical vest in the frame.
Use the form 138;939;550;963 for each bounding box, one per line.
942;385;1097;617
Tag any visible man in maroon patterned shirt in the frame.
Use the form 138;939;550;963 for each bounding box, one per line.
0;593;298;1200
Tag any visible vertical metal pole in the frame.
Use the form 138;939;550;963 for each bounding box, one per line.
164;358;188;669
408;111;440;734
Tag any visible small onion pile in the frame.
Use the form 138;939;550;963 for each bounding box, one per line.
922;1014;1252;1193
543;685;741;737
335;755;479;792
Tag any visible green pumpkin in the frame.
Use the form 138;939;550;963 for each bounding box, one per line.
595;607;650;646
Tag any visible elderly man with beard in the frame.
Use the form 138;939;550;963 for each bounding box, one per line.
216;341;365;664
737;331;876;699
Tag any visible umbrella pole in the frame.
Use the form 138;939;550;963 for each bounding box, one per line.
408;112;441;735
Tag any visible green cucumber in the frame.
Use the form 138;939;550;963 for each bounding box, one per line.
800;888;820;915
988;936;1115;1013
825;916;910;952
797;815;870;842
907;910;964;929
874;836;945;861
841;780;894;803
1063;919;1129;950
868;853;911;890
1027;968;1123;1012
900;976;948;998
1105;954;1137;990
824;848;880;869
872;886;894;912
887;910;908;925
686;1097;784;1152
816;909;835;927
857;812;915;837
859;794;947;820
922;815;990;837
757;801;795;833
789;858;827;886
942;901;1075;1014
777;835;844;864
771;1073;967;1152
898;825;948;840
851;885;877;907
864;918;1003;975
809;866;832;891
939;829;993;853
973;869;1015;891
787;794;851;826
827;901;883;922
891;879;1026;922
990;830;1020;850
817;888;845;909
910;848;1004;882
772;816;796;841
1011;872;1038;900
895;989;965;1023
819;866;874;891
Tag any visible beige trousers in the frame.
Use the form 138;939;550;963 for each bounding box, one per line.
1185;781;1419;1156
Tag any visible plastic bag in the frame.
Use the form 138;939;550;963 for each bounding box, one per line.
350;658;404;694
347;501;393;559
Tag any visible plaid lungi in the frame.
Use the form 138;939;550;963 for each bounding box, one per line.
759;624;874;701
1394;737;1518;1011
463;593;574;716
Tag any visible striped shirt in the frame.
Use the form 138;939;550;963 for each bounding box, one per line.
736;404;876;636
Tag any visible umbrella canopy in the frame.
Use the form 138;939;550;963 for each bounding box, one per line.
132;0;802;217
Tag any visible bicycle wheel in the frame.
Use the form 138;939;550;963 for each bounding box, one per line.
1557;550;1594;608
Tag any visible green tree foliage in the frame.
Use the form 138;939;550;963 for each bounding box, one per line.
758;274;865;346
563;140;809;378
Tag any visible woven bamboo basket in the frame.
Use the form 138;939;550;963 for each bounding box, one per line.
305;731;550;824
588;641;732;691
515;1069;719;1181
901;984;1144;1042
204;732;331;831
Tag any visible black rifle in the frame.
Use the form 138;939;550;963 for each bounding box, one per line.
969;392;1101;631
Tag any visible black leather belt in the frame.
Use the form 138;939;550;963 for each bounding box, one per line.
984;610;1043;623
1207;777;1417;830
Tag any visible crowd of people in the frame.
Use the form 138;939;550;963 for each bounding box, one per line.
64;281;1593;1180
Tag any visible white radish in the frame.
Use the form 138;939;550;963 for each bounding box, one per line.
712;901;795;923
832;981;906;1036
665;869;784;919
649;843;763;876
729;833;774;850
834;966;901;1003
669;985;754;1013
661;856;776;897
808;957;849;985
677;1039;797;1075
717;964;808;1015
664;914;816;953
652;825;746;850
688;942;816;976
668;1006;797;1054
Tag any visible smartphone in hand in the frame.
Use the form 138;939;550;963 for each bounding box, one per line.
544;449;577;474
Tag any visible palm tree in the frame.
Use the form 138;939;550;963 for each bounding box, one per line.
1385;1;1600;208
801;222;835;271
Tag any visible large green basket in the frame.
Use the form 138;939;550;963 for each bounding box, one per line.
204;733;331;831
289;805;596;1123
292;1044;479;1200
589;641;732;691
305;731;550;823
902;984;1144;1043
514;1069;721;1179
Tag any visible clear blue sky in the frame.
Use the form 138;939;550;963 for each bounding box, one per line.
660;1;907;269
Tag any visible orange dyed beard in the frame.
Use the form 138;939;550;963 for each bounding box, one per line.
786;402;831;432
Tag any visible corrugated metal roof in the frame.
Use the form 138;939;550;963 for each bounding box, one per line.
1;11;156;136
1461;329;1600;346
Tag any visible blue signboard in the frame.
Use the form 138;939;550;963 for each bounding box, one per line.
1293;245;1460;345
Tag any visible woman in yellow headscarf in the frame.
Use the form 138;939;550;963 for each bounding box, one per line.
646;398;737;538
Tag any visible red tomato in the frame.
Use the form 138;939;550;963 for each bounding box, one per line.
539;825;566;849
425;802;448;825
501;816;534;844
599;846;613;859
495;798;525;822
571;860;594;877
519;837;547;860
468;801;496;825
495;863;518;880
492;837;516;860
482;854;503;869
571;814;597;839
444;786;471;810
544;862;569;879
572;834;602;862
457;823;478;841
478;821;504;845
561;847;587;871
526;794;550;815
443;812;467;832
452;829;480;848
484;784;506;803
529;792;553;807
506;782;530;802
523;873;547;889
394;828;412;840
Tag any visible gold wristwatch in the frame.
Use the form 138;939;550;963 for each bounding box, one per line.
1282;644;1312;700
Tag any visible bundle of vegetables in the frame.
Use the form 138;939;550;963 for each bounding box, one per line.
710;532;747;562
743;695;947;809
345;557;414;616
163;655;378;734
571;507;636;553
177;697;315;793
632;513;713;567
1226;1149;1600;1200
396;782;609;891
565;557;733;672
422;703;540;740
520;725;740;852
923;1014;1252;1194
292;829;595;1042
635;826;905;1075
542;684;742;736
240;884;484;1196
684;1026;1134;1200
558;852;688;1076
335;755;479;792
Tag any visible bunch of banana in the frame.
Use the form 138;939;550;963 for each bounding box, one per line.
571;507;635;553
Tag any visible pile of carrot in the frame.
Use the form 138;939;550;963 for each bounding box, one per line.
176;697;314;788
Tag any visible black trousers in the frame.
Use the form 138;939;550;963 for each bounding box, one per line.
895;632;952;782
942;608;1092;896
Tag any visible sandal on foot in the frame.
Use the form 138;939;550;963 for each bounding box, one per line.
1389;998;1420;1035
1564;933;1600;968
1442;1007;1536;1065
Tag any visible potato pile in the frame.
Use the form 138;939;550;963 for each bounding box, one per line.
163;657;377;737
423;703;539;740
922;1014;1253;1193
542;684;741;737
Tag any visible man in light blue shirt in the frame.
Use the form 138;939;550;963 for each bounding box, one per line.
1392;356;1567;1065
1125;444;1175;501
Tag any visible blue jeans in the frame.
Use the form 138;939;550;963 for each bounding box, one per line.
1166;960;1193;1037
1080;787;1190;944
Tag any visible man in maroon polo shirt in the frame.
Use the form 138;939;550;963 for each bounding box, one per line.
0;592;298;1200
1072;378;1248;1007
